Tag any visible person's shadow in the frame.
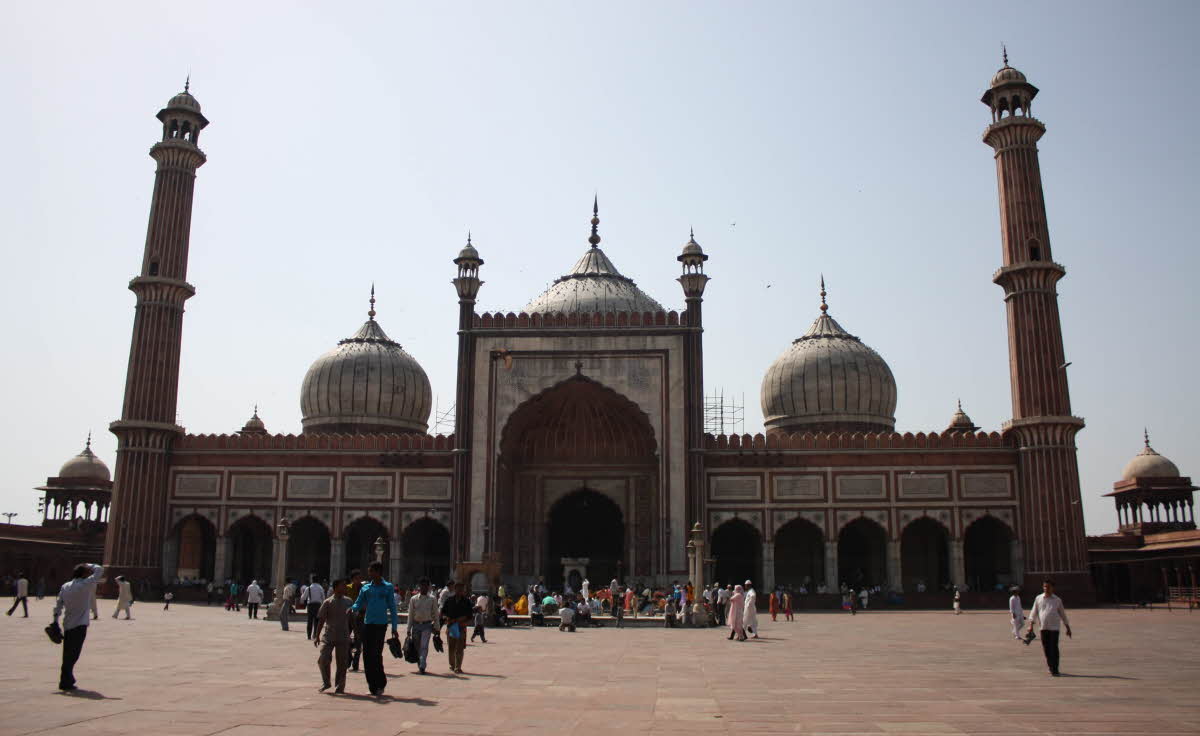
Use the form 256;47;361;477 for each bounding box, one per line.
332;692;437;705
1059;673;1138;680
56;689;121;700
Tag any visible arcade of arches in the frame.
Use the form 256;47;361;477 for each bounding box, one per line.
494;376;659;585
163;514;450;586
706;513;1020;597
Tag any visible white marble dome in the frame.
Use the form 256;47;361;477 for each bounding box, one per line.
1121;435;1181;481
300;309;432;434
59;438;111;482
761;294;897;434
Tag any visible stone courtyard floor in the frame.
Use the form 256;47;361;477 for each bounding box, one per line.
1;600;1198;735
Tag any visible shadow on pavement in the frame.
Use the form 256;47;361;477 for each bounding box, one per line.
56;689;121;700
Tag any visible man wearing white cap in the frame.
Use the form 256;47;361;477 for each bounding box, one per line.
743;580;759;639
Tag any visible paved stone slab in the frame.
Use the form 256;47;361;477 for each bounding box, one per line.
0;601;1198;735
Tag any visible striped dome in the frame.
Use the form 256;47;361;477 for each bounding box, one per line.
761;307;897;434
300;314;431;434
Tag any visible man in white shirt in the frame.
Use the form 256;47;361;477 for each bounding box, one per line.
1008;587;1025;641
245;580;263;619
6;572;29;617
304;579;325;640
406;578;439;674
280;580;296;631
1026;579;1072;676
52;563;104;691
112;576;134;620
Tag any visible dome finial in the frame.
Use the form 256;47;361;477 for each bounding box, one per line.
368;283;376;320
85;431;92;450
467;230;472;246
819;274;828;314
957;398;963;412
253;403;259;417
588;195;601;247
1144;427;1150;448
185;73;190;93
1002;43;1008;67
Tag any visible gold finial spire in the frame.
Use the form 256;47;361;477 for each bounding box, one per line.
368;283;376;320
819;274;828;314
467;230;472;246
588;195;601;247
253;404;259;417
957;398;963;412
1002;44;1008;67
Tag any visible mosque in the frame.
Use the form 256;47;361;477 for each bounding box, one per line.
16;57;1190;604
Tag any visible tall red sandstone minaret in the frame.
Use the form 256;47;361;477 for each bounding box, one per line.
104;83;208;578
982;52;1092;597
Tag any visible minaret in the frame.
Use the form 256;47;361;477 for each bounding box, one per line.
451;233;483;566
677;229;709;542
104;83;208;578
982;53;1092;597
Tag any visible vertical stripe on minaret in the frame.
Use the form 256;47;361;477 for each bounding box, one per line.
982;59;1093;598
104;87;208;579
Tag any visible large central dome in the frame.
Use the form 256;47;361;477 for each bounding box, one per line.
300;294;432;434
523;201;664;315
761;282;897;434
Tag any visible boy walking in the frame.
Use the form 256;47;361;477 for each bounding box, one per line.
1026;579;1072;676
6;572;28;617
313;579;352;693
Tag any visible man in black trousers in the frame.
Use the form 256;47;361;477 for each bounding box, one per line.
52;563;104;691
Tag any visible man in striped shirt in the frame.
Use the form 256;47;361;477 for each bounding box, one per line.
1026;579;1072;676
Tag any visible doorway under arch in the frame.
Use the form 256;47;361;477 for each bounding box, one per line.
838;517;887;589
774;518;825;589
900;517;949;592
175;515;216;580
228;515;272;585
545;489;624;590
402;518;451;584
712;519;762;588
345;517;389;579
287;517;330;583
964;516;1014;591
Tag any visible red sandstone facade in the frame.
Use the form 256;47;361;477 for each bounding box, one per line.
95;60;1102;604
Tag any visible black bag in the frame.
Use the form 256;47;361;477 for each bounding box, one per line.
432;632;444;653
403;632;419;663
44;621;63;644
387;634;402;659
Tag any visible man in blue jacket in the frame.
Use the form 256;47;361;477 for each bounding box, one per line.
351;561;398;697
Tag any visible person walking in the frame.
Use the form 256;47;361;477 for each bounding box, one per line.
350;562;399;697
842;588;855;615
163;589;174;610
743;581;759;639
304;578;325;640
313;579;352;693
229;580;241;612
1008;587;1025;641
953;589;962;615
727;584;747;641
52;563;104;691
441;581;474;674
245;580;262;619
6;572;28;617
407;578;438;674
345;570;364;671
470;590;489;643
715;584;729;627
279;579;296;631
206;581;215;605
1026;579;1072;676
783;590;794;622
111;576;133;620
769;590;780;622
859;587;870;611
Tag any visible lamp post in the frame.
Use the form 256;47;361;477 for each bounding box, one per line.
1;512;16;524
266;517;290;620
689;522;710;626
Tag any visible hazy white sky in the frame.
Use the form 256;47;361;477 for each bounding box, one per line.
2;1;1196;536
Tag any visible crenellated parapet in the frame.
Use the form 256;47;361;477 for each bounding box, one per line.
704;429;1009;452
177;432;455;452
472;309;687;330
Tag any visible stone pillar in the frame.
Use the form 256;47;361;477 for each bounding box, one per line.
1010;539;1024;586
824;541;837;590
886;539;901;592
329;538;344;579
214;535;230;583
161;536;179;584
389;539;402;584
266;536;288;620
950;539;966;590
761;538;775;592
